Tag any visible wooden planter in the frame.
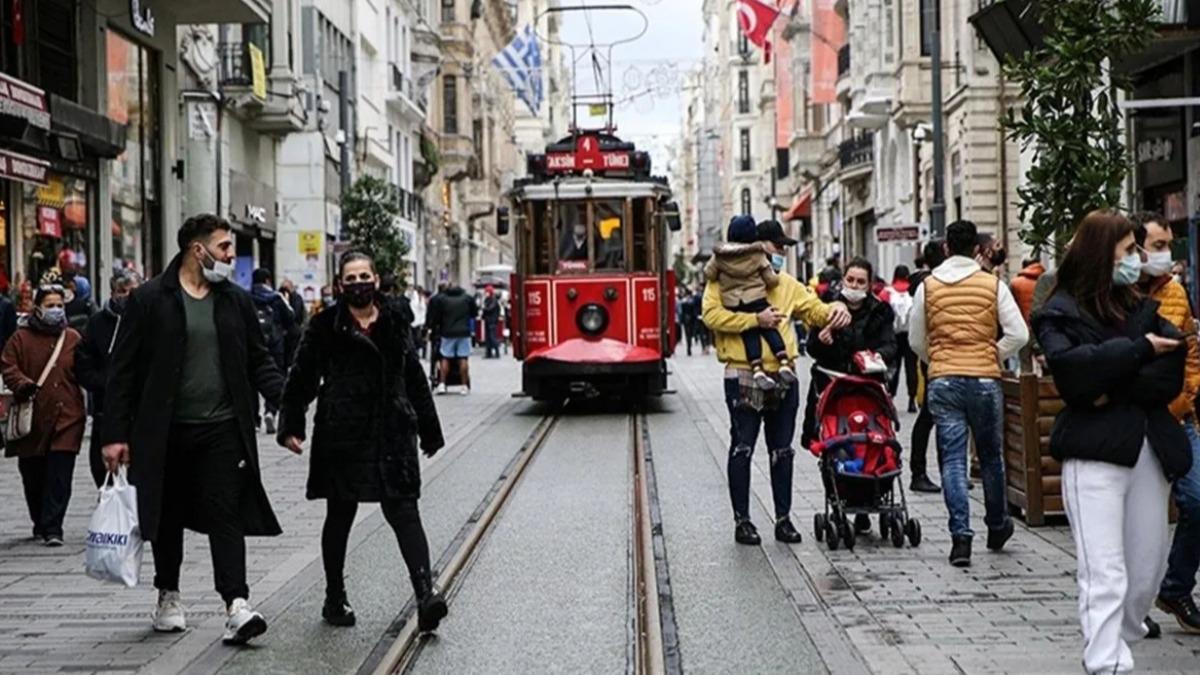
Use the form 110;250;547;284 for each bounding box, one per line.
1003;374;1064;526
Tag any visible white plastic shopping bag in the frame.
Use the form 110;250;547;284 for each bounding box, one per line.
85;467;144;587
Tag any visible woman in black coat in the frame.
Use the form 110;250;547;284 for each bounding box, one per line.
279;251;447;632
1032;210;1189;674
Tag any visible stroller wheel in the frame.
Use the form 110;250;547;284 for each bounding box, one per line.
814;513;826;542
890;514;906;548
906;518;922;547
825;520;840;550
839;517;856;551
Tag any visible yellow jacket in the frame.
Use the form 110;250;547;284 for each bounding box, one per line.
702;272;833;371
1151;278;1200;420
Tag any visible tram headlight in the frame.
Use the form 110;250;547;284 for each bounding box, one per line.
576;304;609;336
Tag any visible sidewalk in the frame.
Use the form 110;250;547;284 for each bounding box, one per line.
0;354;515;674
672;354;1199;675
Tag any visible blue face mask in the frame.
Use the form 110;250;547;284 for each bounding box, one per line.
1112;253;1142;286
770;253;786;272
38;307;66;326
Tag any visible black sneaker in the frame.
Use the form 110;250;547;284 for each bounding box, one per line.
735;521;761;546
949;535;972;567
854;514;872;533
910;474;941;493
1144;616;1161;639
322;591;356;627
986;519;1014;551
1156;595;1200;634
774;518;802;543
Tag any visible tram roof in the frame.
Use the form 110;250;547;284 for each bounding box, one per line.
507;177;672;202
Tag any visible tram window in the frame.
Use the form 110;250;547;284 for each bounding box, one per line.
632;198;653;271
556;202;589;268
593;200;625;271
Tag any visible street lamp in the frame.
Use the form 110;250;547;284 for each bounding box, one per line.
926;0;947;239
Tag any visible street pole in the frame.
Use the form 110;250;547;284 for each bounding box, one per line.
928;0;946;239
338;69;352;197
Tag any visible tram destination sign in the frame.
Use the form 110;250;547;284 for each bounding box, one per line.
544;135;630;173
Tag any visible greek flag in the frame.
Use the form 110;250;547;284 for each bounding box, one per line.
492;24;543;115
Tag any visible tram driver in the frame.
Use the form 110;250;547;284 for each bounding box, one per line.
560;221;590;262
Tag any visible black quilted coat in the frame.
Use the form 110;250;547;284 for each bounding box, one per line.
278;301;444;501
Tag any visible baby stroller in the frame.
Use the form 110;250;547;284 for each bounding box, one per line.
809;356;921;551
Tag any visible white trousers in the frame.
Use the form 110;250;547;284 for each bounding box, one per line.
1062;445;1169;675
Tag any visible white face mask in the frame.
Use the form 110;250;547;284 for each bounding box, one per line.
1143;250;1173;277
841;287;868;303
197;246;234;284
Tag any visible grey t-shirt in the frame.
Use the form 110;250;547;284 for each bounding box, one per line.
174;291;235;423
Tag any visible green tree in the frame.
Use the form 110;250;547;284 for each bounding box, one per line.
1001;0;1159;257
340;175;410;279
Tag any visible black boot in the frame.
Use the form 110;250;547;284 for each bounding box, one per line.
986;518;1014;551
949;535;972;568
412;570;448;633
910;474;941;493
774;518;802;543
735;521;761;546
322;587;356;627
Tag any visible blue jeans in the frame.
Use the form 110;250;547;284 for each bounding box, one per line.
724;377;799;522
927;377;1010;538
1160;419;1200;601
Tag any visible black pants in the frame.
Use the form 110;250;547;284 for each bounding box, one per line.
153;419;250;606
731;299;786;364
322;498;432;595
725;378;799;521
888;332;918;400
910;362;935;478
89;415;107;488
484;320;500;358
19;452;76;539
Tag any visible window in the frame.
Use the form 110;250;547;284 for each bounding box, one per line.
740;188;752;216
919;0;934;57
737;70;750;114
441;0;455;23
443;75;458;134
738;31;749;56
37;0;77;99
739;128;751;172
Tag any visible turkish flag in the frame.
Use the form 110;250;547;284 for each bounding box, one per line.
737;0;780;49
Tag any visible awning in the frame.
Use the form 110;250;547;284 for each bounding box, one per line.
0;148;50;186
0;73;49;130
49;94;126;159
781;191;812;221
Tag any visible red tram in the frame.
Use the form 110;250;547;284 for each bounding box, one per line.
497;131;681;401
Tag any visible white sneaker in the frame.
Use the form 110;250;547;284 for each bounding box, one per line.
152;590;187;633
222;598;267;645
438;383;449;395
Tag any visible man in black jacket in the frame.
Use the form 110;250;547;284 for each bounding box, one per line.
906;240;945;494
481;285;501;359
426;284;477;394
102;213;284;646
75;270;140;487
250;269;295;434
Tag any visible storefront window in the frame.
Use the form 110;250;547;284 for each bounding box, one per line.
20;173;91;288
107;30;160;278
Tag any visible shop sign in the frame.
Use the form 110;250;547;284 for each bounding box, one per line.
37;206;62;238
229;170;277;232
875;225;921;243
298;231;322;255
1137;137;1174;165
0;148;49;186
249;44;267;100
130;0;155;37
0;72;50;130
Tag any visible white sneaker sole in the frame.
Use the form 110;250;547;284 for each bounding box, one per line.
152;620;186;633
222;614;267;645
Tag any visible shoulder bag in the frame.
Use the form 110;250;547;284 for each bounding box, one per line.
6;331;66;442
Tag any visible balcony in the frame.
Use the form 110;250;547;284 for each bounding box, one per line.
217;41;304;134
838;133;874;178
387;63;426;123
790;133;825;177
393;186;427;229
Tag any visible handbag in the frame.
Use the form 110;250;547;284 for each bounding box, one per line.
6;331;66;442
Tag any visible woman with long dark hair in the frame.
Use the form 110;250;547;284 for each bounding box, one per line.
1034;210;1191;673
279;251;447;631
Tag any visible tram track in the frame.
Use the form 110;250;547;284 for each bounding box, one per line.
364;409;678;675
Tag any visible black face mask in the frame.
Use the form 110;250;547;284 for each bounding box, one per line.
342;282;376;308
989;247;1007;267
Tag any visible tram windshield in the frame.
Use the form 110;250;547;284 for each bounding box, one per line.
522;198;641;274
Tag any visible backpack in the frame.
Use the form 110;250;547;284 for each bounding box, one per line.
256;302;280;348
889;288;913;333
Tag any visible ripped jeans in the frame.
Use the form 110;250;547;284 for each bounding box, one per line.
724;375;799;523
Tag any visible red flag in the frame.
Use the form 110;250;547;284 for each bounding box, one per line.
737;0;780;49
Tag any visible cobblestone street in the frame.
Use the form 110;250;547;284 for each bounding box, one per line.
0;352;1196;673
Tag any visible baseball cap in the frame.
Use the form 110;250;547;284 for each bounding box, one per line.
756;220;798;247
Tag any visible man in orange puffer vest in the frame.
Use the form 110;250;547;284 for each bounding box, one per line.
1010;259;1045;325
1135;213;1200;634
